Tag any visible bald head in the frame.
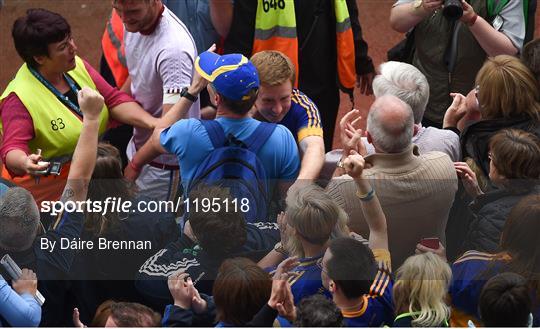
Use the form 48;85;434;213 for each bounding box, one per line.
366;95;414;153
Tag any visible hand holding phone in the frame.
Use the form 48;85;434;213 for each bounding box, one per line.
33;161;51;175
1;255;45;305
419;237;440;249
416;238;447;261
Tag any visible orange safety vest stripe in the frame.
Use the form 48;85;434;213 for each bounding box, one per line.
253;36;299;87
101;10;128;87
336;28;356;90
252;0;356;91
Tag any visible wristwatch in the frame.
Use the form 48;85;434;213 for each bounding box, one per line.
180;86;198;102
274;242;287;255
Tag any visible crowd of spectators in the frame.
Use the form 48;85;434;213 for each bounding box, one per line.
0;0;539;327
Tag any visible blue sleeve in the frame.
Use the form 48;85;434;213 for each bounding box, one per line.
160;120;194;158
162;304;193;327
162;294;216;327
0;277;41;327
160;119;209;159
275;125;300;180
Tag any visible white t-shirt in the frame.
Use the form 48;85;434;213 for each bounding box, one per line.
125;6;200;165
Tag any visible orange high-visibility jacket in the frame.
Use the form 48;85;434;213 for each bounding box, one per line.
252;0;356;90
102;10;128;88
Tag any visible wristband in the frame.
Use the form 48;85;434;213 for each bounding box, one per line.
128;160;142;173
356;188;375;202
467;13;478;27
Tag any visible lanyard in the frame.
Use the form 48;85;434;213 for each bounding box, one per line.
28;66;83;117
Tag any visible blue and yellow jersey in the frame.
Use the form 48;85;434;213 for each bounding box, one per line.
449;250;514;327
269;253;330;306
342;249;395;327
280;89;323;143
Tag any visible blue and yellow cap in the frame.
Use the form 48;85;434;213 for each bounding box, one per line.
195;51;259;101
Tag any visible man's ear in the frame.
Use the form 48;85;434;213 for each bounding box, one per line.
328;279;337;294
207;86;220;107
214;93;222;107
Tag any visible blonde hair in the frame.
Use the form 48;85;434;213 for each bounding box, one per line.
476;55;540;121
393;253;452;327
250;50;295;87
284;184;342;258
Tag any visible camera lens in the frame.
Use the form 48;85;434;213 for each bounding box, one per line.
443;0;463;20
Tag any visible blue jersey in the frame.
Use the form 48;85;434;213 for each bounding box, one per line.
342;249;395;327
279;89;323;143
160;117;300;194
449;250;540;327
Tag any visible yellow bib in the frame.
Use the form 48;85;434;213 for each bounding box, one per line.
0;56;109;160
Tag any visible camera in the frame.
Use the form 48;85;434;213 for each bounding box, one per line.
442;0;463;20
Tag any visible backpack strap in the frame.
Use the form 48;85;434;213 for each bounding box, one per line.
199;120;226;148
244;122;277;153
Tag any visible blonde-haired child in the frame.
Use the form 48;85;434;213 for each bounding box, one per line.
393;252;451;327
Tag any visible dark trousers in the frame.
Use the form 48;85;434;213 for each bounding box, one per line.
304;87;340;151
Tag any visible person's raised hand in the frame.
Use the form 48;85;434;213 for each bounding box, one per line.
268;273;288;309
78;87;104;121
190;44;216;95
422;0;444;13
454;162;483;198
12;268;37;295
443;93;468;128
343;150;366;179
459;0;477;25
339;110;364;155
168;272;193;309
274;257;299;280
73;308;87;328
415;241;447;262
357;72;374;96
275;278;296;323
191;283;207;314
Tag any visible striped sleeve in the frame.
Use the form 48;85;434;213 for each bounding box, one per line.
290;89;323;141
453;250;502;265
369;249;392;297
